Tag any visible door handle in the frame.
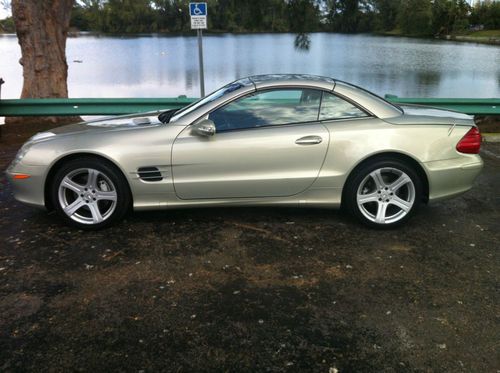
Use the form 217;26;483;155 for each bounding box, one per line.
295;136;323;145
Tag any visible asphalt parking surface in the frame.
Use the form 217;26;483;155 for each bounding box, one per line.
0;138;499;372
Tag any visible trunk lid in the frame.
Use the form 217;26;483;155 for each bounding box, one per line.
385;104;474;126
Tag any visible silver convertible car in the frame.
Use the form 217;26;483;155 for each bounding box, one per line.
7;74;483;229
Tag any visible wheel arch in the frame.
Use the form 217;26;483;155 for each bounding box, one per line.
44;152;133;210
341;151;429;205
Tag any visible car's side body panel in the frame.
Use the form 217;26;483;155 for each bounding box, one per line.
171;122;330;199
313;118;483;203
9;123;185;210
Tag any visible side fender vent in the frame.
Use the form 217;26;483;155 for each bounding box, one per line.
137;167;163;182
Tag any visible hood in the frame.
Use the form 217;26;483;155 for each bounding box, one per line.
49;112;163;136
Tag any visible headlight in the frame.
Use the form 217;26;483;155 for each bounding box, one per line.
8;142;33;170
7;132;55;170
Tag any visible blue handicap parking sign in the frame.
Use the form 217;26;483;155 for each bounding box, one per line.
190;3;207;17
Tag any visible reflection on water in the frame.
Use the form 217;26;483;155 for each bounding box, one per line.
294;33;311;51
0;33;499;99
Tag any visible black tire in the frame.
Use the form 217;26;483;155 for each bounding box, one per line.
343;158;423;229
50;157;131;230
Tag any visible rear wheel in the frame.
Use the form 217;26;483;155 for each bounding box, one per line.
51;158;130;229
343;158;422;228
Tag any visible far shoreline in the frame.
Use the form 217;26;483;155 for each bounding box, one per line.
2;29;499;46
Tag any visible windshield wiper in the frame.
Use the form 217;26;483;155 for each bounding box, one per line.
158;109;178;124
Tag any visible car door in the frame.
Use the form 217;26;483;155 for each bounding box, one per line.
171;88;330;199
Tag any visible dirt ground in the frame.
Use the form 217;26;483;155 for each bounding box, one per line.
0;132;499;372
474;115;500;133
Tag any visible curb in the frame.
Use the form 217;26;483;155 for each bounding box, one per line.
482;133;500;143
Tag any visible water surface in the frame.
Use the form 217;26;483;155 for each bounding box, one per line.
0;33;499;99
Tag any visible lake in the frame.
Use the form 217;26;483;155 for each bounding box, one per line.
0;33;499;99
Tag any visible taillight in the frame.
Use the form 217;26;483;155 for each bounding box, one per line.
456;127;481;154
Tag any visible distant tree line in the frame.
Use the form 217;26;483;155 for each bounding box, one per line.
2;0;499;36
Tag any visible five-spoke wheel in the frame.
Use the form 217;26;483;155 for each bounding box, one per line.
344;158;422;228
51;158;130;229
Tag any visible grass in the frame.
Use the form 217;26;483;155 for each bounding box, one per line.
381;29;403;36
378;28;500;38
465;29;500;38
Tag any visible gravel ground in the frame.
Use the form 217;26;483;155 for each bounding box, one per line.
0;136;499;372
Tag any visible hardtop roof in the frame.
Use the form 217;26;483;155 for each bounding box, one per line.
246;74;336;87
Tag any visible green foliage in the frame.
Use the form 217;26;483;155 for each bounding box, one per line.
470;1;500;30
324;0;366;33
372;0;399;31
152;0;190;33
105;0;155;33
431;0;469;35
0;16;14;33
287;0;322;33
68;0;500;36
71;3;89;30
209;0;295;32
397;0;432;36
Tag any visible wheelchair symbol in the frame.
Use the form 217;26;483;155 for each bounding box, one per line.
193;4;203;15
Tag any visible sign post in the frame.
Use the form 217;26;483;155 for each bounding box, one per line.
189;3;207;97
0;78;4;136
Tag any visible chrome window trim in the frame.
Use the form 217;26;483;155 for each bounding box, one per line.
193;86;329;133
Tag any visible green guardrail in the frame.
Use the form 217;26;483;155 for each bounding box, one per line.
0;97;196;116
0;96;499;117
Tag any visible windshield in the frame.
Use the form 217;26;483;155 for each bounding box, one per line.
169;81;246;122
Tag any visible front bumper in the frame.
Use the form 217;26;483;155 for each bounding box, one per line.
424;155;483;202
5;162;47;209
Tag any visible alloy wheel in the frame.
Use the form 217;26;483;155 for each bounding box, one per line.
356;167;415;225
58;168;118;225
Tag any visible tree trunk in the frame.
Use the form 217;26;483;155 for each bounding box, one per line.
6;0;81;128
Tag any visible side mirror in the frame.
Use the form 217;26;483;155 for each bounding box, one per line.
192;119;216;137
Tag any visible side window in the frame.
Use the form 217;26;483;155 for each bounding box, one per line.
319;93;368;120
208;89;321;131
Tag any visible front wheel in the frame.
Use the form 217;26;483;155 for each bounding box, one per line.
343;159;423;228
51;157;131;229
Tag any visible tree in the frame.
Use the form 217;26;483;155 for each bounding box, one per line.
431;0;469;36
0;0;14;32
7;0;78;127
288;0;321;33
77;0;106;31
324;0;370;33
397;0;432;36
470;1;500;29
104;0;155;33
372;0;400;31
